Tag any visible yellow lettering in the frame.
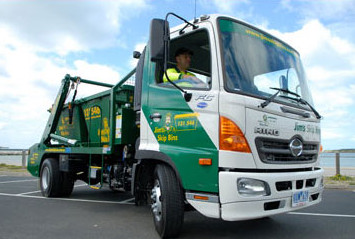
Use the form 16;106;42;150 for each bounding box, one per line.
168;134;178;141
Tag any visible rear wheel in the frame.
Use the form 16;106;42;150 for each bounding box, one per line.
151;164;184;238
40;158;74;197
40;158;61;197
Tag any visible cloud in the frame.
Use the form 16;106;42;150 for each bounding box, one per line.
0;61;121;148
70;60;121;98
284;0;355;21
0;0;149;55
280;0;355;43
0;43;121;148
203;0;250;15
0;0;150;148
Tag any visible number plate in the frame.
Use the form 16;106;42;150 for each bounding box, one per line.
292;190;309;207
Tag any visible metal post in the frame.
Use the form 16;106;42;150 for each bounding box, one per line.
22;150;26;169
335;152;340;175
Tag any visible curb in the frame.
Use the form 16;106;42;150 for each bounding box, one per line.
325;184;355;190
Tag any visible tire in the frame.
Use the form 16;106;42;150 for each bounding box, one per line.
40;158;74;197
151;164;184;238
40;158;62;197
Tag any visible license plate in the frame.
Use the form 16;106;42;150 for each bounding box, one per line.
292;190;309;207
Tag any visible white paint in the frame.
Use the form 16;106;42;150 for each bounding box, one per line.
17;183;87;195
18;190;42;195
0;192;135;205
288;212;355;218
0;179;37;184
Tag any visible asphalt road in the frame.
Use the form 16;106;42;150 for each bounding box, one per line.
0;175;354;239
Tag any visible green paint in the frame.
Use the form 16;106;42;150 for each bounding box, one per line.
141;47;219;193
219;18;298;58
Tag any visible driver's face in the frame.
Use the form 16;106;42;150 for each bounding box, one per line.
176;53;191;71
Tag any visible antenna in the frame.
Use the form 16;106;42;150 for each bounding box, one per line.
194;0;197;21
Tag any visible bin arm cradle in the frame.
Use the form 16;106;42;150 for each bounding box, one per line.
41;74;115;146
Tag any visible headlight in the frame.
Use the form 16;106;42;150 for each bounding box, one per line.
237;178;271;197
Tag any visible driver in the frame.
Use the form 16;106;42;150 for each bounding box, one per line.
163;47;205;87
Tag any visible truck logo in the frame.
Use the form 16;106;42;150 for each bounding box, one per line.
254;127;279;136
258;114;277;127
195;95;214;101
289;138;303;157
197;102;208;108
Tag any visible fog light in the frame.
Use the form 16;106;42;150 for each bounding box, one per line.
237;178;271;197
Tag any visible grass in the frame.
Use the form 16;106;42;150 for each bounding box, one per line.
329;174;353;181
324;174;355;187
0;163;27;172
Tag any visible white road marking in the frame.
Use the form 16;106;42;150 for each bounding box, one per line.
0;179;37;184
18;190;42;195
74;184;87;188
0;192;135;205
119;197;135;203
0;175;8;177
17;184;91;195
289;212;355;218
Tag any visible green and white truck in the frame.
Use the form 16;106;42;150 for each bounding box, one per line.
28;13;324;238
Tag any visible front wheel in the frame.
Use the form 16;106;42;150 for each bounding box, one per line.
151;164;184;238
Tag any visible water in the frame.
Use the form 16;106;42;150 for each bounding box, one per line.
1;153;355;167
319;153;355;167
0;155;26;166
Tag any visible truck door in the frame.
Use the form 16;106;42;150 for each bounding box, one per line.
142;25;220;193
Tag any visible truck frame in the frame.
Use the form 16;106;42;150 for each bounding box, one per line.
28;13;324;238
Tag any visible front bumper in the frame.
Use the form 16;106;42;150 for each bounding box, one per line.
219;168;324;221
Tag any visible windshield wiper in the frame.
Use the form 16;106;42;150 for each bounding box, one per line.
260;87;322;119
297;98;322;119
260;87;297;108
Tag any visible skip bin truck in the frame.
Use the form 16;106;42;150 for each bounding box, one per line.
28;13;324;238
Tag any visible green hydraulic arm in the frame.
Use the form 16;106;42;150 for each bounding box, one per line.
40;74;72;145
40;74;115;146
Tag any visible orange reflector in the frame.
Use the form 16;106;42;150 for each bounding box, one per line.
199;158;212;165
320;144;323;153
219;116;251;153
194;195;209;200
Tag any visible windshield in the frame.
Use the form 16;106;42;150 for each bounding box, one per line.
218;18;314;107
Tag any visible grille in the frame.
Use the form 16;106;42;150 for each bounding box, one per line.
255;137;318;164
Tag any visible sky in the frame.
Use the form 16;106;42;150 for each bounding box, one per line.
0;0;354;150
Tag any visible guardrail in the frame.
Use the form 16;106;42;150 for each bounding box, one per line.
0;150;28;168
320;152;355;176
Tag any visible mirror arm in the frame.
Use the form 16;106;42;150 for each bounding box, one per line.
162;13;192;102
166;12;198;30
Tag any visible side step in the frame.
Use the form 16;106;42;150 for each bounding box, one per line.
89;166;103;189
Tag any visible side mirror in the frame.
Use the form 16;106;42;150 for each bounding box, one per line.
149;18;169;62
133;51;141;59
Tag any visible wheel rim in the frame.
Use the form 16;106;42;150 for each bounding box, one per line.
151;179;162;222
41;167;50;191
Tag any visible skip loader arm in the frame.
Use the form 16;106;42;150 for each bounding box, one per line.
40;74;72;146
